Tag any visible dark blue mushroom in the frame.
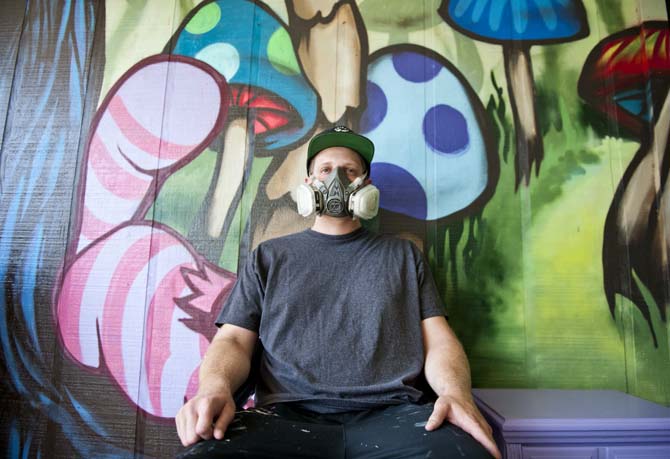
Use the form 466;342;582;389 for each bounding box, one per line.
439;0;589;188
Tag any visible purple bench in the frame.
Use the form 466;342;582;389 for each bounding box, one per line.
473;389;670;459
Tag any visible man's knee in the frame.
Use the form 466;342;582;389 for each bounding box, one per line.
426;423;494;459
176;438;237;459
176;411;262;458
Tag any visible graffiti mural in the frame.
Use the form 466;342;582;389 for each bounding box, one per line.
0;0;669;457
579;21;670;347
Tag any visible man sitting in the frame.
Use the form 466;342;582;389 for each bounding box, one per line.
176;126;500;458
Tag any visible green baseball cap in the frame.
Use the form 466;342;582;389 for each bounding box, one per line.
306;125;375;174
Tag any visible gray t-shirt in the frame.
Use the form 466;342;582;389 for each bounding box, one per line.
216;227;445;412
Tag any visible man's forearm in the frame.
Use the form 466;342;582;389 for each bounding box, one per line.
421;317;501;458
198;336;253;397
423;324;473;399
425;343;472;398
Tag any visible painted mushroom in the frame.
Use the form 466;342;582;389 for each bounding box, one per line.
578;21;670;138
360;44;498;223
579;21;670;347
286;0;367;124
439;0;589;188
171;0;318;242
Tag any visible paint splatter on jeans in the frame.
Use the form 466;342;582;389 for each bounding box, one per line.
177;402;493;458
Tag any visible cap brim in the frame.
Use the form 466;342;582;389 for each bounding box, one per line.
307;131;374;172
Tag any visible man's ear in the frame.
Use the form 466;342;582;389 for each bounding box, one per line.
304;176;313;184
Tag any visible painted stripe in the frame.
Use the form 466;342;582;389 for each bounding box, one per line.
79;225;153;366
534;0;557;30
56;240;107;364
161;303;204;417
82;166;142;225
88;134;152;200
514;0;528;34
76;234;92;254
453;0;473;17
108;95;198;161
144;264;195;414
118;237;191;413
100;230;159;410
97;108;179;171
185;366;200;403
488;0;505;32
95;112;162;178
80;205;120;247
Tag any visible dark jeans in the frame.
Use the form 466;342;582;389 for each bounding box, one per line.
177;402;493;458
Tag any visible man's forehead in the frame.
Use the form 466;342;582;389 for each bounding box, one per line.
315;158;361;167
312;147;365;167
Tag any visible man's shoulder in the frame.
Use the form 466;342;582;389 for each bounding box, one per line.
370;232;421;251
254;229;311;251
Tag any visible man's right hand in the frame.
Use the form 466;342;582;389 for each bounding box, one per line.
175;391;236;447
175;325;258;446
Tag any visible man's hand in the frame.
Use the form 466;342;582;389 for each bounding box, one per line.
175;325;257;447
425;394;501;459
175;392;236;447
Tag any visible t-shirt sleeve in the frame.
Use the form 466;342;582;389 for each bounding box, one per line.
215;248;264;331
414;245;447;320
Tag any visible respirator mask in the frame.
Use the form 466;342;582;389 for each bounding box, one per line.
296;167;380;220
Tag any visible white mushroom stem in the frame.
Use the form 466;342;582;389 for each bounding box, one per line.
289;0;363;123
289;0;338;20
207;117;249;238
503;44;543;187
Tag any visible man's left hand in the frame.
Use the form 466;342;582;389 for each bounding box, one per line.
425;394;502;459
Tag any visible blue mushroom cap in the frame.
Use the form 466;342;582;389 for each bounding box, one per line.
439;0;589;44
172;0;317;150
361;46;496;221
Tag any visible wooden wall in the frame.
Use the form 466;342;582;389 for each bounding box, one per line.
0;1;668;456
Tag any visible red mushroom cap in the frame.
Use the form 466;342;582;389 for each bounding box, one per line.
578;21;669;137
229;86;296;138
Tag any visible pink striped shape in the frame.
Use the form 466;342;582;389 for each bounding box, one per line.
79;203;126;247
144;264;191;414
74;56;229;250
107;95;197;162
100;230;169;400
88;133;153;200
57;241;108;363
57;223;236;417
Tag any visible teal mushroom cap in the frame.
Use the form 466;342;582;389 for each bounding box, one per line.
172;0;318;150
